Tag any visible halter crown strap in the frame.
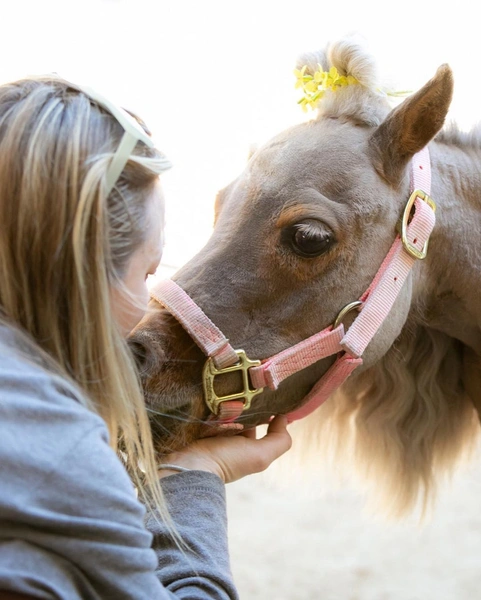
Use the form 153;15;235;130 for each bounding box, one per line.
341;148;432;356
341;198;435;357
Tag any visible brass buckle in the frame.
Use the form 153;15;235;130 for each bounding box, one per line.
398;189;436;260
203;349;264;415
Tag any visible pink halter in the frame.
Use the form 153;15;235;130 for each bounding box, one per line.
150;148;436;426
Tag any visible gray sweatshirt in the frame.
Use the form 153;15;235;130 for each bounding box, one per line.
0;325;239;599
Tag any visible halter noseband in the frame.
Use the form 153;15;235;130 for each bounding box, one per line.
150;148;436;426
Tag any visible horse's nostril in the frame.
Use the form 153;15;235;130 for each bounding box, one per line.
129;339;150;371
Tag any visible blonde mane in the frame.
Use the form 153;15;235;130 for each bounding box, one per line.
293;320;480;518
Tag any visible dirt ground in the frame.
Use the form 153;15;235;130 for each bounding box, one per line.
226;449;481;600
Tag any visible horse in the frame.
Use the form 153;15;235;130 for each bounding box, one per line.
130;37;481;516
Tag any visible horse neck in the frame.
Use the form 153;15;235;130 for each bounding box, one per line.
411;140;481;353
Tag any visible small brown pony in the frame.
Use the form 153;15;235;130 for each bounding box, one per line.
130;37;481;516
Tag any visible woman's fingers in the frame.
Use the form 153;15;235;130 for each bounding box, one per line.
221;416;292;481
266;414;290;435
250;415;292;470
158;415;292;484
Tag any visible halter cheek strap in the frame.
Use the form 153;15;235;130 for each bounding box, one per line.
150;147;435;426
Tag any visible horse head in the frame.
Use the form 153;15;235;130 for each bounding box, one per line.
130;37;480;514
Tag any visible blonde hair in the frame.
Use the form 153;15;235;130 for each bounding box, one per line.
0;75;171;517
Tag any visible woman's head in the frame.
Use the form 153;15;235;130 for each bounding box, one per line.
0;75;170;506
0;75;169;354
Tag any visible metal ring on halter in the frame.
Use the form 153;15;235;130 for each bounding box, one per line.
398;189;436;260
333;301;363;329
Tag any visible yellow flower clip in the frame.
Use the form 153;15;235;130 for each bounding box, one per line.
294;63;359;111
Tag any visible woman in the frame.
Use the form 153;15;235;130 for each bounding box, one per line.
0;76;291;599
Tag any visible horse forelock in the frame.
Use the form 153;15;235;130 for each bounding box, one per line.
297;36;392;127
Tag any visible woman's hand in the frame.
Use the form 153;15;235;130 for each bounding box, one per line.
158;415;292;483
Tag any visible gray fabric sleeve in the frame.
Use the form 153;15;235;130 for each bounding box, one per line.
0;422;165;600
150;471;239;600
0;339;240;600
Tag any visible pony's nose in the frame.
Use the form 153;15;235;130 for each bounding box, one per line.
127;331;163;376
129;337;150;370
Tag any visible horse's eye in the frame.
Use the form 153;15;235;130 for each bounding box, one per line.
283;220;334;258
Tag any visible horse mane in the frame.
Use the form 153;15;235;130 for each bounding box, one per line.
436;121;481;149
293;322;480;517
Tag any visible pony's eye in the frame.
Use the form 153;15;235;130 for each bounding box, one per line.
283;220;334;258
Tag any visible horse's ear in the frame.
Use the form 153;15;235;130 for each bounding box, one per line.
369;64;454;185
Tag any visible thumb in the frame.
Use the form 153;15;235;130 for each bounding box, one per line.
254;415;292;466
